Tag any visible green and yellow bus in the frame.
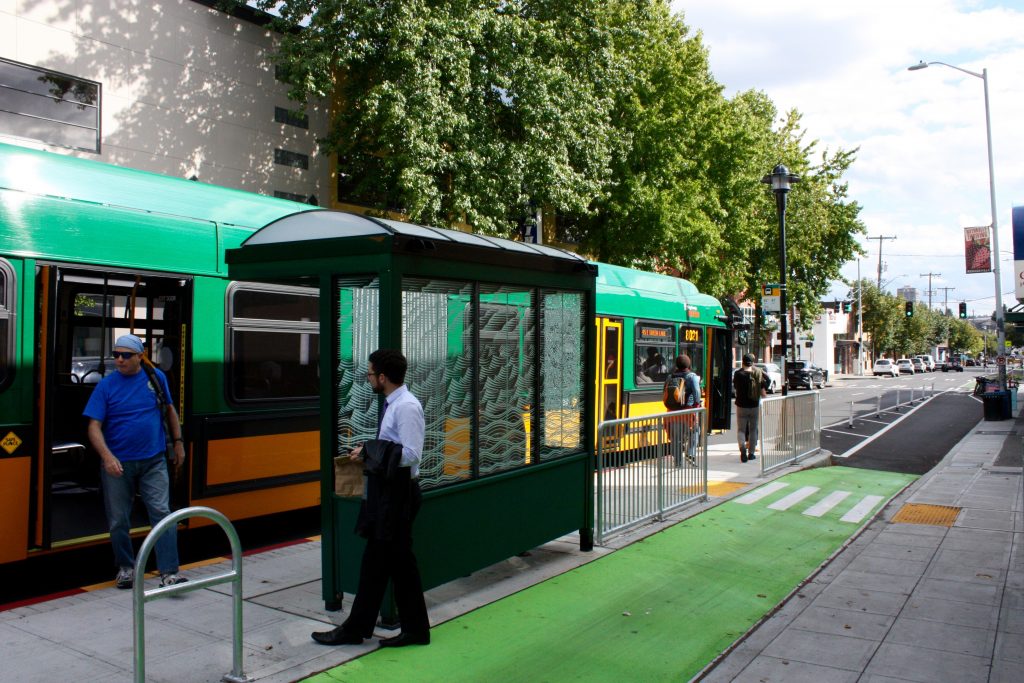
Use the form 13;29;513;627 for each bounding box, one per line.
0;142;323;566
0;142;733;571
594;262;732;436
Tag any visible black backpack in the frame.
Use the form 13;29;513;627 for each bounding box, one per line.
738;367;763;404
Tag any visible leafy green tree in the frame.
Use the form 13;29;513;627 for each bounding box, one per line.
257;0;624;234
948;318;981;355
258;0;865;309
854;280;900;359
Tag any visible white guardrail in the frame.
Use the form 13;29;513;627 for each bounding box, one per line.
595;408;707;544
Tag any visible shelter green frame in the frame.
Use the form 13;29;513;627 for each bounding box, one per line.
227;210;597;611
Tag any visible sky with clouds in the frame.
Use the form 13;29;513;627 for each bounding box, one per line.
671;0;1024;316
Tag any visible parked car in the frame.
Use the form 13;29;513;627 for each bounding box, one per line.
941;359;964;372
896;358;915;374
911;357;925;373
786;360;826;390
917;355;936;371
873;358;899;377
754;362;783;394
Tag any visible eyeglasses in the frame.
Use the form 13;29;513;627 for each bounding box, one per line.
111;351;138;360
365;371;380;377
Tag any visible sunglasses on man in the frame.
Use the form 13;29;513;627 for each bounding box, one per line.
111;351;139;360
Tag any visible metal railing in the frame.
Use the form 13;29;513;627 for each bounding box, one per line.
133;506;247;683
595;408;707;544
758;392;821;474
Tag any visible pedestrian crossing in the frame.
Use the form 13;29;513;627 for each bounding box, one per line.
734;482;884;523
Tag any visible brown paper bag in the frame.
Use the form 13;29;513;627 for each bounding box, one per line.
334;456;364;497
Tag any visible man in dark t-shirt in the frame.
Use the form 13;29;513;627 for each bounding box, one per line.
732;353;766;463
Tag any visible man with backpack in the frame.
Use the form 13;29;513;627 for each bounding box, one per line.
663;354;701;466
732;353;767;463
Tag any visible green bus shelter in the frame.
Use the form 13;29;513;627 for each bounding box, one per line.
227;210;596;611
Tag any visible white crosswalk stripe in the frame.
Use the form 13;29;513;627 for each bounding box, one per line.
803;490;852;517
840;494;884;523
734;481;788;504
733;484;886;524
768;486;820;510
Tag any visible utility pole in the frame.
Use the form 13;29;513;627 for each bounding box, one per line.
937;286;956;316
868;235;897;290
920;272;941;309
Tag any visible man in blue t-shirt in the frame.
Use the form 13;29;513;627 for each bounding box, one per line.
83;334;187;589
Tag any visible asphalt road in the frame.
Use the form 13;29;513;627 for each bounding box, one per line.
835;390;982;474
712;368;986;475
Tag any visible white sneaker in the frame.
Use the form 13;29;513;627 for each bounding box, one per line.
159;573;188;588
115;567;134;589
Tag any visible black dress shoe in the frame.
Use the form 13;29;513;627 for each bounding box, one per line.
378;632;430;647
311;627;363;645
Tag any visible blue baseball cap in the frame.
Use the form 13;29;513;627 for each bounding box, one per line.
113;334;145;353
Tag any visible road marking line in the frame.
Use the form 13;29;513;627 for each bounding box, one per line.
832;389;951;458
803;490;852;517
768;486;820;510
734;481;788;505
852;392;865;396
841;494;884;523
822;427;862;435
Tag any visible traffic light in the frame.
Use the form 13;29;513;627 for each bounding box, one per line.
958;302;967;319
905;301;914;317
842;300;852;313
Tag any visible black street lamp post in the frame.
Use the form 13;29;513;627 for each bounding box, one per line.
762;164;800;395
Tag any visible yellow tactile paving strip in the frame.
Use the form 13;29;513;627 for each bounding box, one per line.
891;503;961;527
679;481;749;497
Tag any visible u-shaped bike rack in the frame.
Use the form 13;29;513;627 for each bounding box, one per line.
133;506;247;683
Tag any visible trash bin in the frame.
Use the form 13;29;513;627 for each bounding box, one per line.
982;390;1011;420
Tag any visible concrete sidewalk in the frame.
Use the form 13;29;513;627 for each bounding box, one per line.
700;407;1023;682
3;394;1019;682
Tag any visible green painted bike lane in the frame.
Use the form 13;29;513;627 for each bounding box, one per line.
306;466;915;683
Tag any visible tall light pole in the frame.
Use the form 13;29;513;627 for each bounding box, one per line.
762;164;800;395
909;60;1005;390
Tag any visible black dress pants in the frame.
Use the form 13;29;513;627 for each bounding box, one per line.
343;486;429;637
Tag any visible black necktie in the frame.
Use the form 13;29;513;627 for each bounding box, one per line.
377;400;388;437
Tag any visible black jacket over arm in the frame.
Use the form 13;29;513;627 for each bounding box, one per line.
355;439;416;542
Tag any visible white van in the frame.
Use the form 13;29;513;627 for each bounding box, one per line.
917;355;935;371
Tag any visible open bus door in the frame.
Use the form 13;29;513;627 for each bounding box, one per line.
595;317;622;439
709;327;732;430
34;266;191;549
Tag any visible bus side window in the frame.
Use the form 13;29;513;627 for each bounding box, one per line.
227;282;320;403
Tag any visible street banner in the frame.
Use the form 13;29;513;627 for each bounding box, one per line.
1013;206;1024;302
964;226;991;274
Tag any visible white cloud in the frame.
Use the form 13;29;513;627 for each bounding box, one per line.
672;0;1024;312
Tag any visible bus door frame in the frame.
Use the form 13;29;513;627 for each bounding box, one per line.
34;266;192;549
595;317;623;437
709;327;733;430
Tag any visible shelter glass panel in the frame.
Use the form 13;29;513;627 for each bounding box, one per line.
401;278;474;489
635;322;674;386
538;291;585;459
477;285;535;476
335;277;380;456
